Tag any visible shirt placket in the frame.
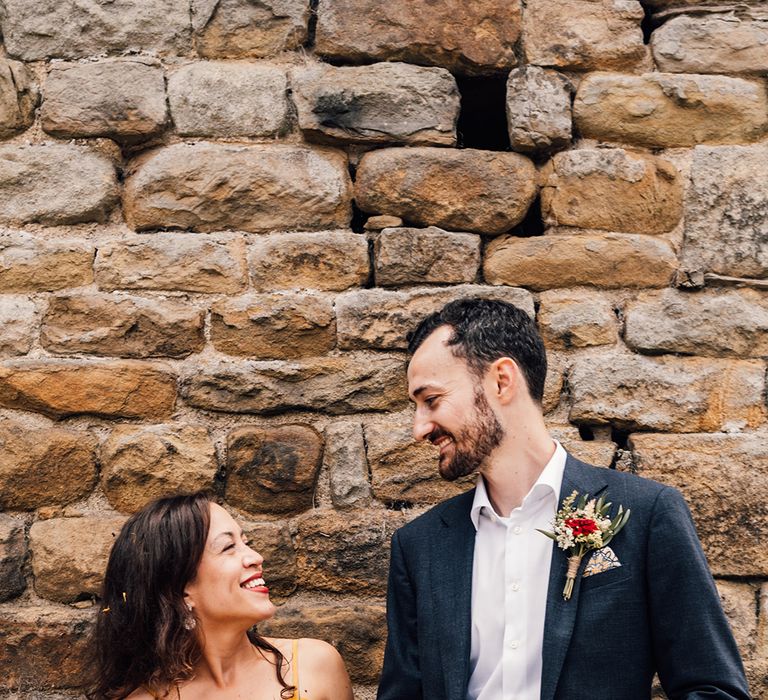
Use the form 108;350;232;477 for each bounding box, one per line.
502;511;527;699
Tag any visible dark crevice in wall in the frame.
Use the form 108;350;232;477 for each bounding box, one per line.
640;3;656;44
578;425;595;441
350;201;368;233
610;426;631;451
305;0;320;49
507;194;545;237
455;74;511;151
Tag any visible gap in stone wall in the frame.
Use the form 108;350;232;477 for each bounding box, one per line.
507;194;545;237
455;74;511;151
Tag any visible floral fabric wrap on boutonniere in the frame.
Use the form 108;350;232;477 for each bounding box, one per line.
538;490;631;600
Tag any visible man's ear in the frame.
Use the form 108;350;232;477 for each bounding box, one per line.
490;357;520;405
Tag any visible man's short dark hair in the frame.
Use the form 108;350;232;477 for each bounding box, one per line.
407;298;547;404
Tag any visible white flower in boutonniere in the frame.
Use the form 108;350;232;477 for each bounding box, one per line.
537;490;631;600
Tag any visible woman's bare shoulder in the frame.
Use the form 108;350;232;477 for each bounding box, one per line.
297;638;352;700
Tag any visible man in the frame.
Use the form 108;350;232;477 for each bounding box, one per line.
377;299;749;700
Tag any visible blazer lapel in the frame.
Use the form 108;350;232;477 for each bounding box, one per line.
430;490;476;700
540;456;608;700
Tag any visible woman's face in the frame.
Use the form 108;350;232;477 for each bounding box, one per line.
184;503;276;630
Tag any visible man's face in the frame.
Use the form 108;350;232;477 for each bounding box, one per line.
407;326;505;481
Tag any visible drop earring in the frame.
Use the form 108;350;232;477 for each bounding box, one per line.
183;602;196;630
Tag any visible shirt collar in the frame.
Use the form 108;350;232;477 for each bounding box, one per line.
470;440;567;531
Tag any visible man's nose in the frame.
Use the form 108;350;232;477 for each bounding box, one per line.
412;409;433;442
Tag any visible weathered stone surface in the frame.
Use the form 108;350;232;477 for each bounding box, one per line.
0;0;191;60
682;144;768;279
365;215;403;231
325;421;371;509
226;425;322;516
30;516;125;602
364;414;475;504
569;352;766;432
574;72;768;148
101;425;217;513
715;581;760;658
41;293;205;359
240;519;297;600
0;296;36;356
336;285;534;350
543;351;567;414
0;421;97;510
631;432;768;576
249;231;368;292
0;233;93;292
0;603;92;689
292;62;459;146
506;66;572;154
624;289;768;358
0;516;26;602
484;231;678;290
0;59;37;139
356;148;537;235
260;598;386;684
652;14;768;75
192;0;309;58
0;360;177;420
125;143;352;233
168;62;289;137
315;0;521;75
95;234;247;294
540;149;683;234
523;0;650;71
538;289;618;349
42;58;167;142
182;353;407;415
295;510;405;594
0;144;117;226
548;424;616;467
211;292;336;360
374;227;481;286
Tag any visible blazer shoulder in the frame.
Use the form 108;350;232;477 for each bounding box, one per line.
395;488;475;539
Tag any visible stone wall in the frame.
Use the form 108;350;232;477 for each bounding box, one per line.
0;0;766;697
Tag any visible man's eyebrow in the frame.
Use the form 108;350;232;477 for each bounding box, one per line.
412;384;437;399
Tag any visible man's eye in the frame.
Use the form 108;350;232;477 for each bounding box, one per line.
425;396;438;407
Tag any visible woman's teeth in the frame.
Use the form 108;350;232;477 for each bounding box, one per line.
242;577;265;589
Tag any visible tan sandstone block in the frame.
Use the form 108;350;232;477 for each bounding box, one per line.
295;509;406;595
652;14;768;75
42;58;168;142
30;516;126;603
292;62;459;147
631;432;768;576
0;59;37;139
249;231;368;292
0;296;37;356
624;288;768;358
168;61;289;138
0;143;118;226
211;292;336;360
315;0;521;75
192;0;309;58
0;233;93;292
548;424;616;467
543;351;568;415
569;352;766;432
41;293;205;359
574;72;768;148
182;353;407;415
240;519;297;600
373;227;481;286
124;143;351;233
101;424;218;513
682;144;768;279
540;148;683;234
523;0;650;71
260;598;386;684
226;425;322;516
364;413;475;505
325;420;371;509
336;285;534;351
0;515;26;602
484;231;678;290
0;0;191;60
0;360;177;420
356;147;537;235
95;234;247;294
538;289;618;349
0;421;97;510
716;581;760;658
0;603;92;689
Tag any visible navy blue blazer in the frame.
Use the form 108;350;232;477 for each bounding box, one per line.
377;454;750;700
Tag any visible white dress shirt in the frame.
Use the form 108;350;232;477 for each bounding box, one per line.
466;441;567;700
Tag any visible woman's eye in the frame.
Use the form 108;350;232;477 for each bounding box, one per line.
223;543;235;552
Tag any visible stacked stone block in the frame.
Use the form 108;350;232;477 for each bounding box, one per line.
0;0;765;697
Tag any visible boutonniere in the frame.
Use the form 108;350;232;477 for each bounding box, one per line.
538;490;631;600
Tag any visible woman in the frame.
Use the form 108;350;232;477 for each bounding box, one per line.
88;492;353;700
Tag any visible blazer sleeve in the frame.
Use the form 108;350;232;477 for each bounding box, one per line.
377;529;423;700
647;486;751;700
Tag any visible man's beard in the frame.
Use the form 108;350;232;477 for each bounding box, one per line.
430;389;505;482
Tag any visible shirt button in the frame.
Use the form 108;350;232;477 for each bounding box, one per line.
511;582;520;592
510;640;520;650
513;526;522;535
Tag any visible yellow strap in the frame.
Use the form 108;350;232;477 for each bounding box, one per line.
292;638;300;697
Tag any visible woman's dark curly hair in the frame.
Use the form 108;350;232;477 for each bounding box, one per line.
86;492;295;699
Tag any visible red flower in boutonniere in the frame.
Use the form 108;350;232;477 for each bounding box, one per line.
538;490;631;600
